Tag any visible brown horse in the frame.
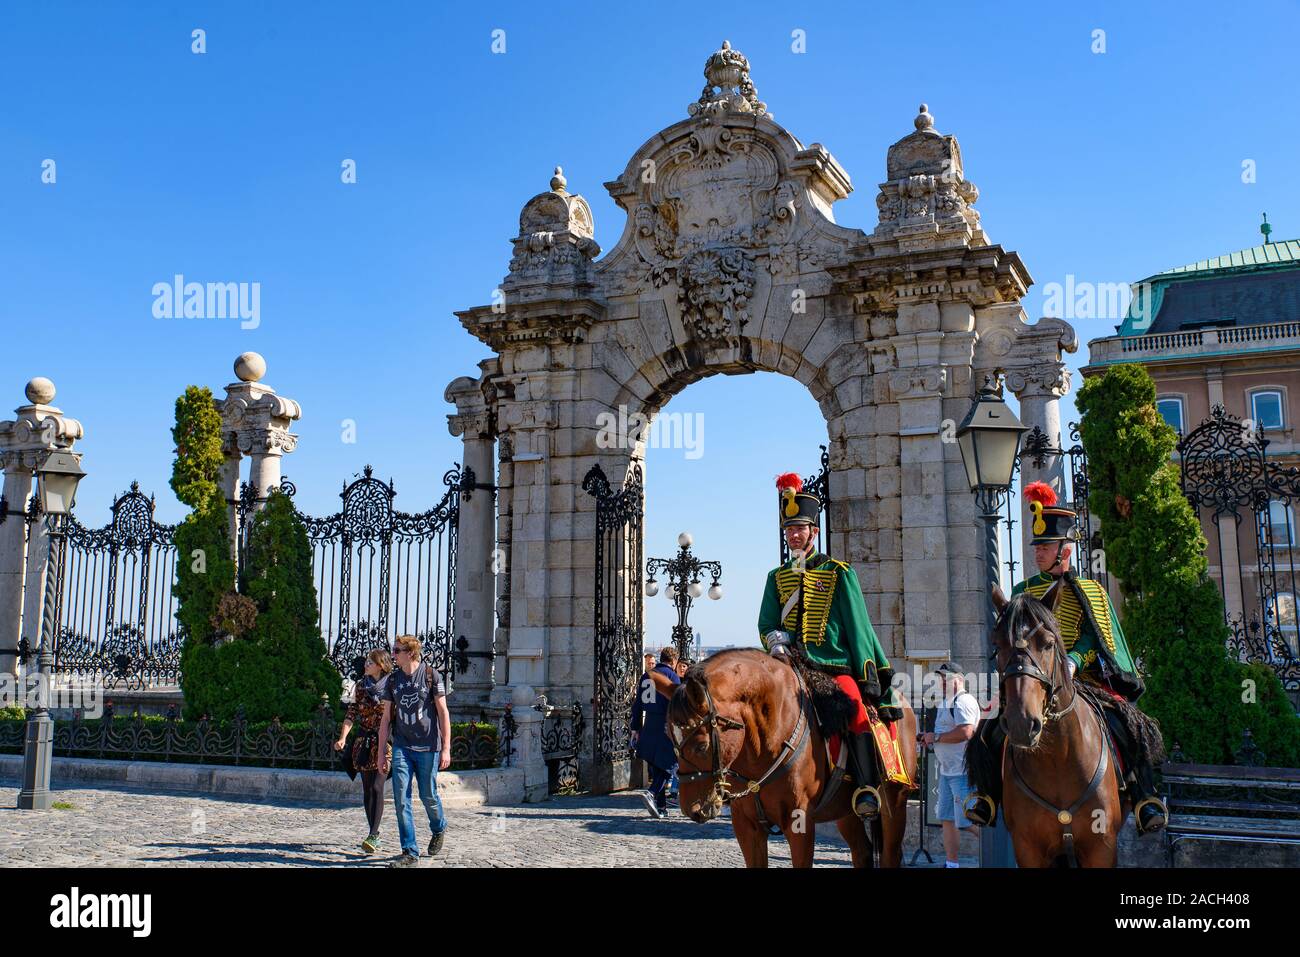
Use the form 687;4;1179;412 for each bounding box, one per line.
989;584;1127;867
658;648;917;868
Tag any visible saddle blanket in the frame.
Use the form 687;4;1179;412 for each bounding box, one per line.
823;674;915;790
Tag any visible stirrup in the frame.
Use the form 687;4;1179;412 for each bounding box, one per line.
1134;797;1168;835
851;785;882;820
963;792;997;827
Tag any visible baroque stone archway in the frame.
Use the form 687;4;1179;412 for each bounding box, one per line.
447;42;1075;789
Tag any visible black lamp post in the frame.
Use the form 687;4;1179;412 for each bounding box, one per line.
18;449;86;811
955;378;1027;866
646;532;722;663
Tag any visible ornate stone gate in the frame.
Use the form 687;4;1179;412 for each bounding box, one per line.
445;42;1076;790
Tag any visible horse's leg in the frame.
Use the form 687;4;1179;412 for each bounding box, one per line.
835;814;872;868
730;806;770;868
876;782;910;868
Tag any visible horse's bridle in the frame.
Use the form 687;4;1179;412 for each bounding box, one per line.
669;667;811;824
994;614;1077;727
994;604;1113;867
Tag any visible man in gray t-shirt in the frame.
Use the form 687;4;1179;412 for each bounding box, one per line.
377;636;451;866
921;662;981;867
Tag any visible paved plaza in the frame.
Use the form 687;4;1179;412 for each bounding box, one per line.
0;783;972;868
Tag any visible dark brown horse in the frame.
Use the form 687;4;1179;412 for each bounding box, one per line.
988;584;1127;867
658;648;917;868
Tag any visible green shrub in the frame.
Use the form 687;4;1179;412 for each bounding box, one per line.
170;385;225;510
1077;364;1300;765
181;491;340;724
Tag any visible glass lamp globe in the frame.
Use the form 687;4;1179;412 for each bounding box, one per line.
678;531;693;548
645;580;659;598
687;581;703;599
708;584;723;601
665;584;678;600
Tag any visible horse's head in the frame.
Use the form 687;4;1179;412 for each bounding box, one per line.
664;651;762;823
991;582;1069;749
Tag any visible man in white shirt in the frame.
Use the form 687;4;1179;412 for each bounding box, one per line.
920;662;980;868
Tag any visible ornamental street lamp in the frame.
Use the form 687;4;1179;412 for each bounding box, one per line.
645;532;722;663
955;378;1027;867
18;449;86;811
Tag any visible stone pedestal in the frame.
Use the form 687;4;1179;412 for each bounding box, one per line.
216;352;300;520
0;378;83;678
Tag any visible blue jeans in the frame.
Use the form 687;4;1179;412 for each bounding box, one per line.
390;746;447;855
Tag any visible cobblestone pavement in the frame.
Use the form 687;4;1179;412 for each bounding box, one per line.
0;784;974;867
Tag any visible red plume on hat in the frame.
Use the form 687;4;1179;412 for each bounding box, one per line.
1023;481;1058;507
775;473;803;493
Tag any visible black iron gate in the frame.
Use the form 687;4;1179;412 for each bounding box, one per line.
238;465;468;681
583;462;644;787
1178;406;1300;691
53;483;182;689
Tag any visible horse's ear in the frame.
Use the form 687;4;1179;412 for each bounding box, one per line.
650;669;678;699
1042;578;1065;614
991;583;1009;614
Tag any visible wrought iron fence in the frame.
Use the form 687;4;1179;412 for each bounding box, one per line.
50;483;183;689
1178;406;1300;691
0;698;510;771
238;464;468;683
46;460;472;692
539;699;584;794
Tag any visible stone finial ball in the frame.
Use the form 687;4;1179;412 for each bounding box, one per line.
25;377;55;404
234;352;266;383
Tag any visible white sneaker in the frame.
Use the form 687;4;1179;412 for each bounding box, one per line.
637;790;661;819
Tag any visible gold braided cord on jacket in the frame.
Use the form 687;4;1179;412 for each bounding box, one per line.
774;565;840;646
1024;575;1116;668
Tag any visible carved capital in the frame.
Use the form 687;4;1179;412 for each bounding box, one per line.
888;367;947;401
1005;364;1071;399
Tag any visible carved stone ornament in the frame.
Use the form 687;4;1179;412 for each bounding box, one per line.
506;166;600;294
872;105;983;249
687;40;768;119
678;246;756;340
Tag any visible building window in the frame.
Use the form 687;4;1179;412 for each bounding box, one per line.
1156;397;1184;433
1266;500;1295;547
1250;390;1285;431
1270;592;1300;660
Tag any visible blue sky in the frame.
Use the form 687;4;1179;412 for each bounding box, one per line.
2;0;1297;648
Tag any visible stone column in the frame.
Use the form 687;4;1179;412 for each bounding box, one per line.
0;377;83;678
890;355;957;659
218;352;300;510
446;374;497;708
1007;364;1071;566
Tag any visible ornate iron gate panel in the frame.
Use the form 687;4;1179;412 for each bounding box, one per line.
778;445;831;564
583;462;644;767
54;483;182;689
239;465;467;682
1178;406;1300;691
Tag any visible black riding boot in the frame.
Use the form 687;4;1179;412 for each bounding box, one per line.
846;731;882;820
1102;709;1168;835
962;718;1005;827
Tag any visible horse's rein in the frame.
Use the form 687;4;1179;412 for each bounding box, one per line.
670;668;811;812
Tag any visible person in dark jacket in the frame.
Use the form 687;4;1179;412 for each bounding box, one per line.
630;646;681;819
334;649;394;855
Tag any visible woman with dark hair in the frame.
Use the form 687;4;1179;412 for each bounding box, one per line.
335;649;394;855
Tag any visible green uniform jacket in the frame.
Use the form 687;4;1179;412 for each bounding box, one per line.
757;551;891;686
1013;571;1145;701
